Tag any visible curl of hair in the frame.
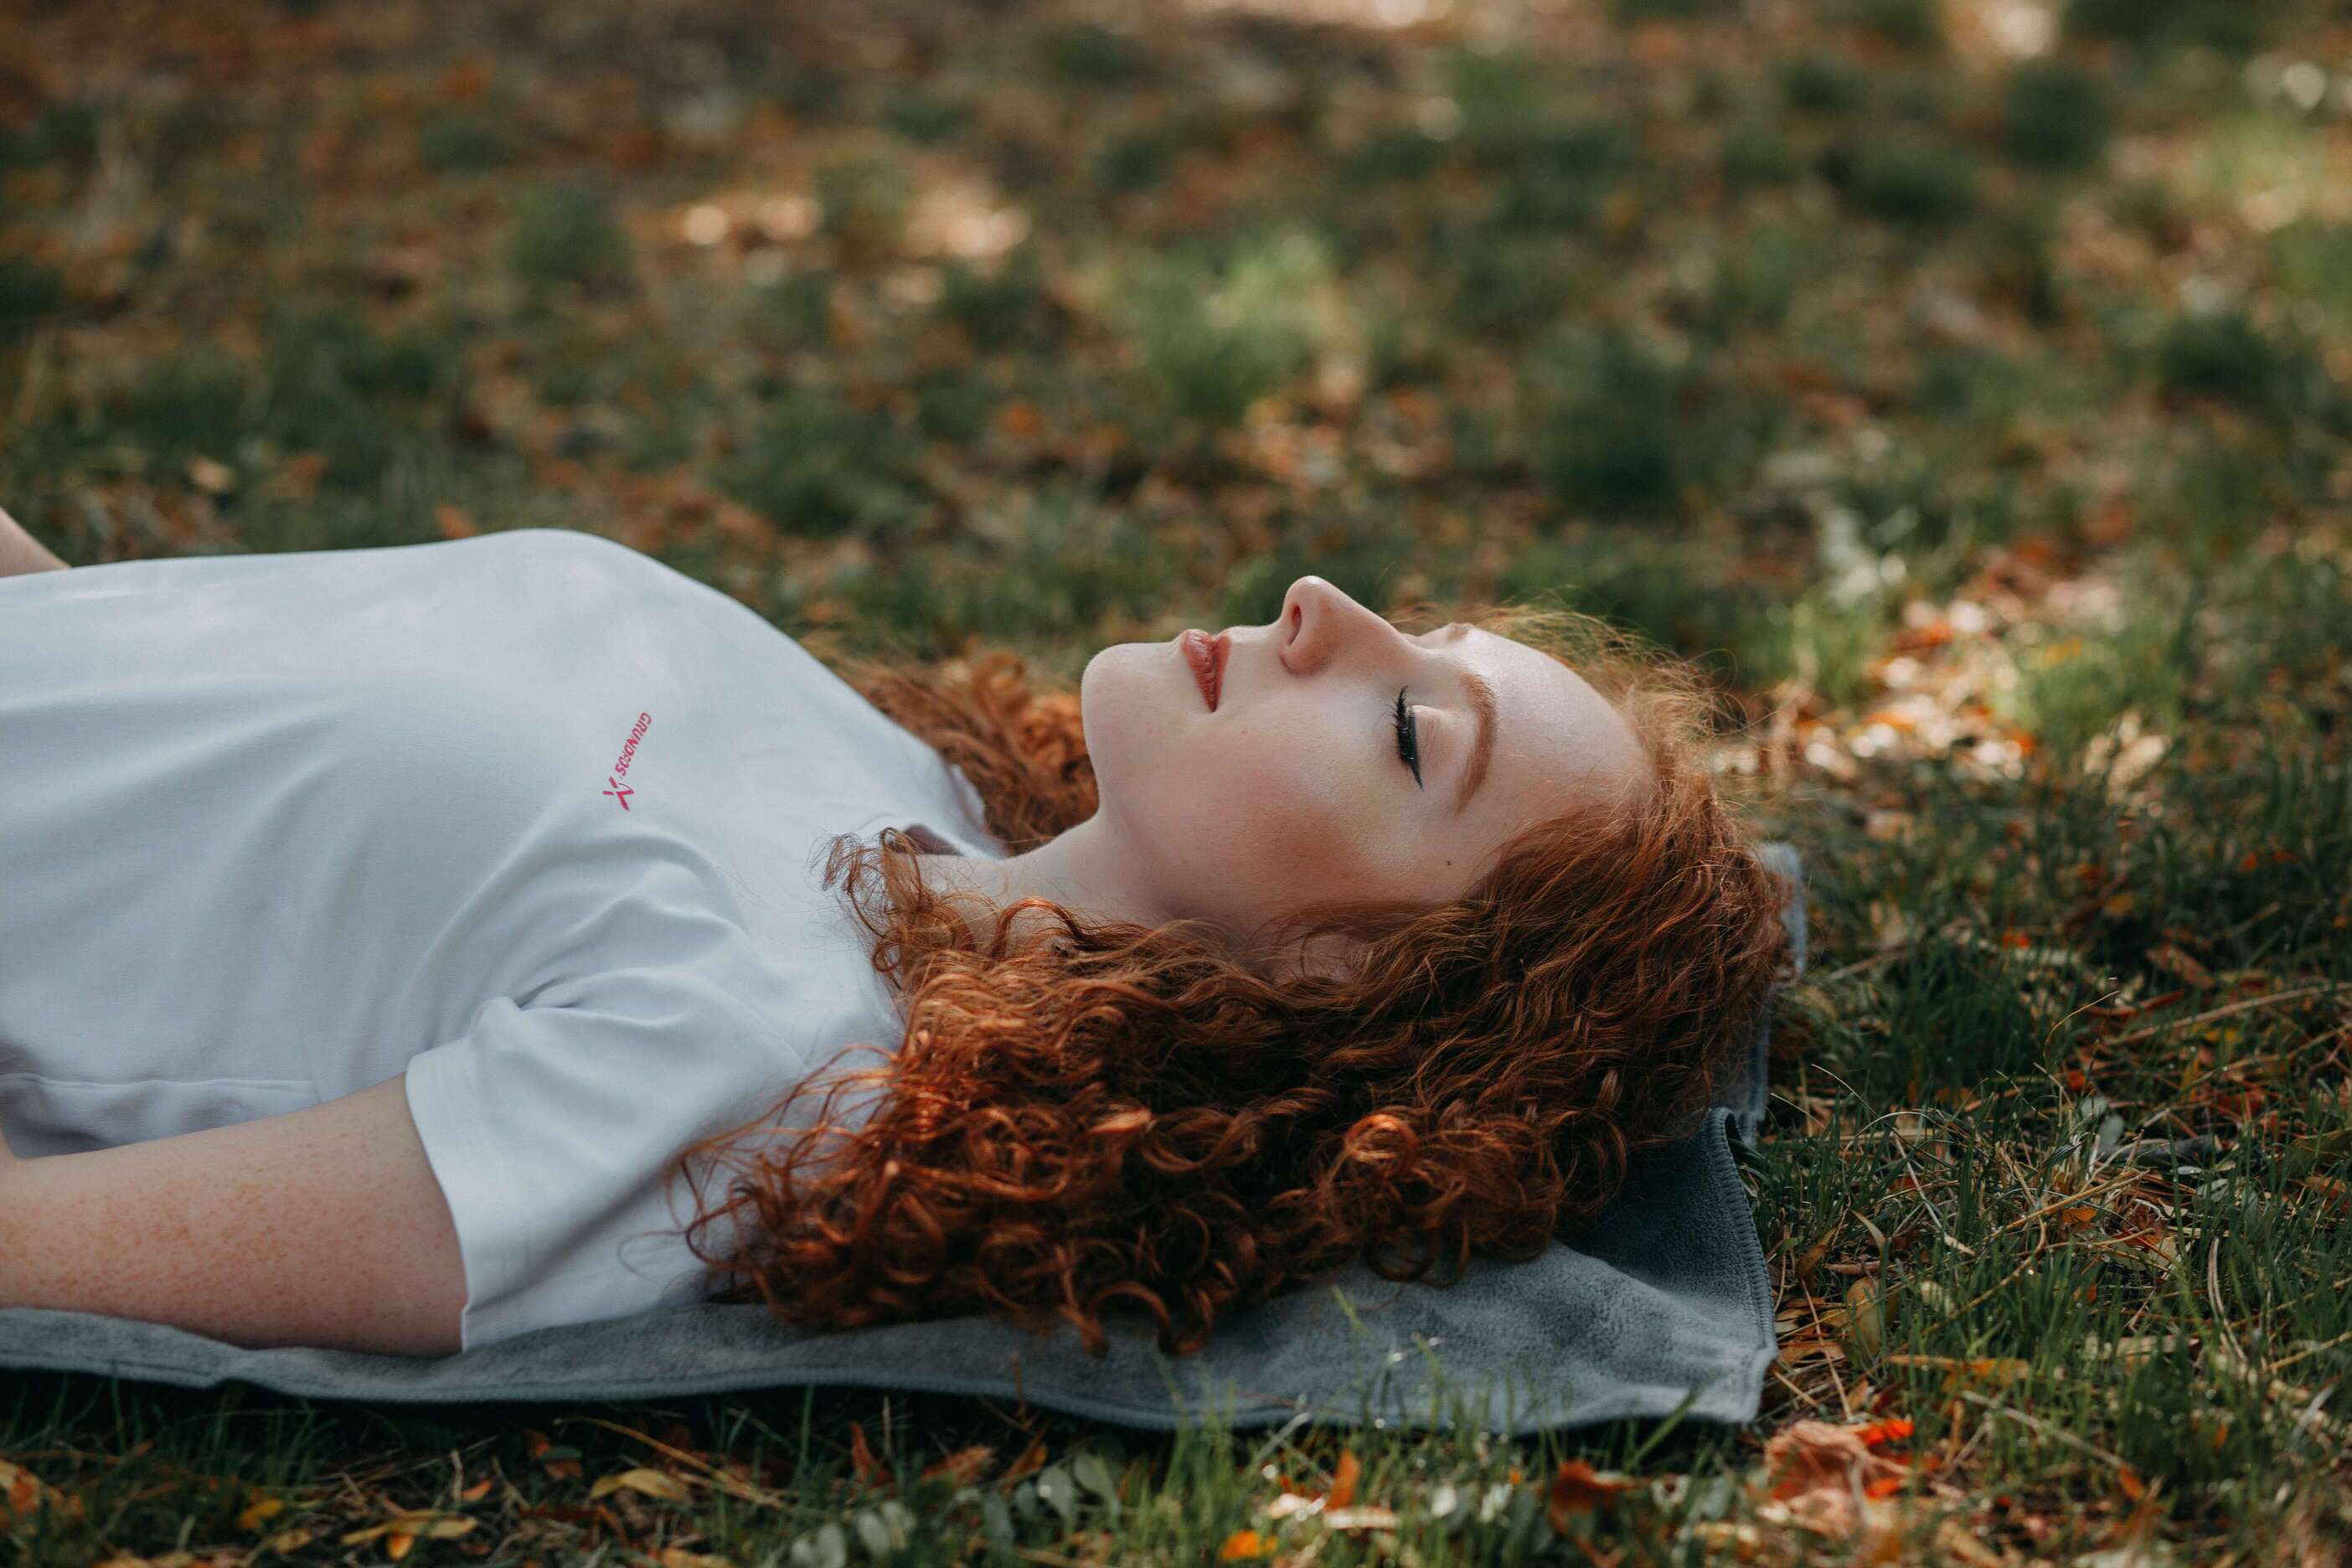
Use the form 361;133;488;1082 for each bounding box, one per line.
660;602;1796;1359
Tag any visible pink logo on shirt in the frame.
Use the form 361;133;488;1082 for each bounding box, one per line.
603;712;652;810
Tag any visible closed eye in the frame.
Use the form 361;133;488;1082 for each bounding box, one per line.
1392;686;1422;788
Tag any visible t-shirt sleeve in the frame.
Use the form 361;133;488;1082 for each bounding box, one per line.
402;909;819;1354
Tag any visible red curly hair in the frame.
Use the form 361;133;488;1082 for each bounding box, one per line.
660;601;1795;1358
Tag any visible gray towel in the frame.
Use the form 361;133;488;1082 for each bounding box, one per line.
0;845;1805;1436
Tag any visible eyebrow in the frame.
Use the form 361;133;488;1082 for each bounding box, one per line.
1441;626;1496;817
1452;667;1497;815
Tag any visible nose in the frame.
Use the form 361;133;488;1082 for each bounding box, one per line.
1272;575;1389;674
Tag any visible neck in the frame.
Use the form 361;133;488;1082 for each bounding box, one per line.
910;812;1185;950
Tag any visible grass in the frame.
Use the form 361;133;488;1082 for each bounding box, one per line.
3;0;2349;1562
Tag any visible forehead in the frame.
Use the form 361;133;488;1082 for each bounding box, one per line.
1452;623;1603;709
1462;627;1647;812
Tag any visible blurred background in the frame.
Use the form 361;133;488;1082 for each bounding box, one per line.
3;0;2348;780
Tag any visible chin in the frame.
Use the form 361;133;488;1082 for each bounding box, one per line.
1075;644;1180;808
1074;649;1128;784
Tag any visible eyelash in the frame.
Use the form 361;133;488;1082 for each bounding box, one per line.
1392;686;1422;788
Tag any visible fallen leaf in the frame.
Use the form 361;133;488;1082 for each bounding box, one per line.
1547;1457;1637;1531
1854;1417;1914;1448
846;1421;889;1493
1756;1421;1911;1546
1884;1354;2030;1392
998;1432;1050;1486
2147;943;2216;989
237;1494;287;1531
1845;1275;1889;1363
918;1444;996;1488
267;451;332;500
524;1429;582;1481
0;1461;85;1528
342;1511;477;1545
1323;1450;1359;1509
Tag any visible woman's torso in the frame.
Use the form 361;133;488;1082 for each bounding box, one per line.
0;528;1002;1157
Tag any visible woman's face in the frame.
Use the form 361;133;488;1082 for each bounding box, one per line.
1078;575;1652;962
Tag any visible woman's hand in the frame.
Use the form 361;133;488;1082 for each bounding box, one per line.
0;502;71;577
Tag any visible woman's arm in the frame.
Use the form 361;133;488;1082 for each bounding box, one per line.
0;502;71;576
0;1074;467;1356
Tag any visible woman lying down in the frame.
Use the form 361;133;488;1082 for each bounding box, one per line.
0;508;1792;1361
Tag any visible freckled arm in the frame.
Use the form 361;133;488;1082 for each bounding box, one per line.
0;1075;467;1358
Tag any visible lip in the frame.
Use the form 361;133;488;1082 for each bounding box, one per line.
1180;629;1229;711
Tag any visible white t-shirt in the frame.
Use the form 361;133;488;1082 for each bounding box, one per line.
0;528;1003;1352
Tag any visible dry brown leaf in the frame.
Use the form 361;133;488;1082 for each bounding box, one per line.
846;1421;890;1493
342;1511;477;1546
2146;943;2215;989
1323;1448;1359;1509
1884;1353;2031;1392
998;1431;1050;1486
918;1443;997;1488
267;451;331;500
1794;1228;1835;1282
235;1493;286;1531
1547;1457;1638;1532
1758;1420;1911;1530
524;1428;582;1481
0;1460;85;1528
1845;1275;1889;1362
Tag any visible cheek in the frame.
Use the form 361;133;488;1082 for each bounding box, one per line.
1184;723;1377;888
1086;654;1398;907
